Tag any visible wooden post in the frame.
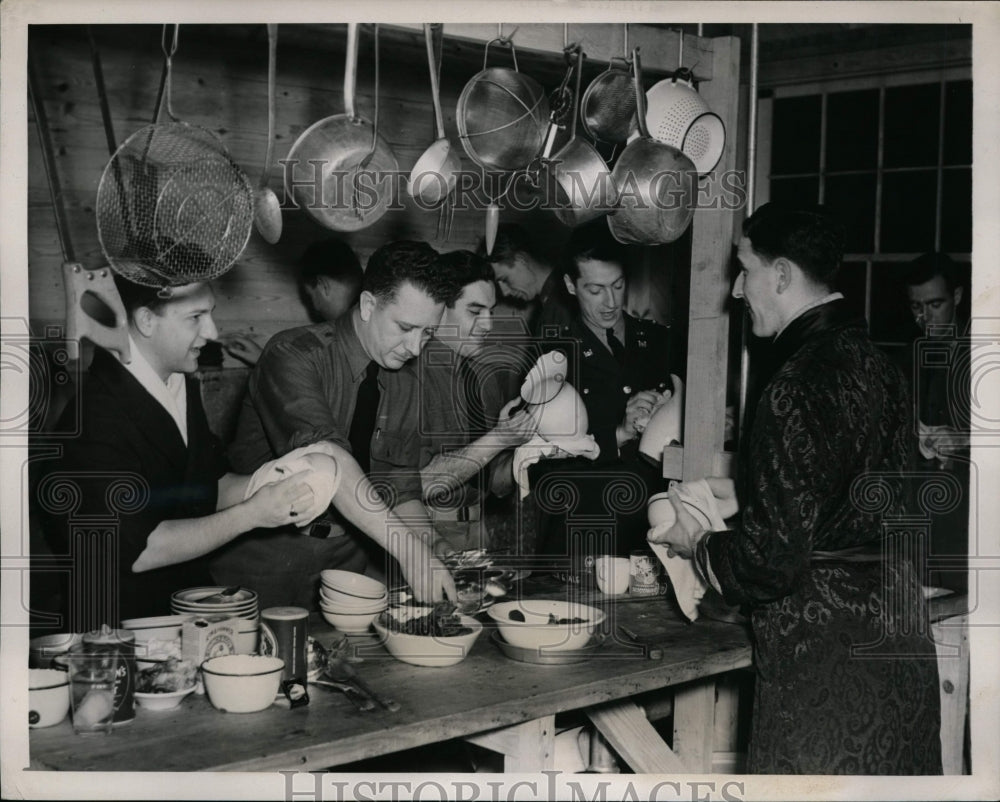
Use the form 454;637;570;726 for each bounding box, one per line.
681;36;742;482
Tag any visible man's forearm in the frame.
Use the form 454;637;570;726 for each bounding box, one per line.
420;432;508;501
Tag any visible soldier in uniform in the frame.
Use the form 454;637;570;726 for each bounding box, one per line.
530;222;675;563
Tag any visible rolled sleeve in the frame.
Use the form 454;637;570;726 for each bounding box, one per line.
249;330;352;456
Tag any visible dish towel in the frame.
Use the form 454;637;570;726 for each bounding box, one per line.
244;445;341;527
513;434;600;500
647;478;726;622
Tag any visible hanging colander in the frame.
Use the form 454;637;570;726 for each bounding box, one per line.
644;67;725;176
96;25;253;288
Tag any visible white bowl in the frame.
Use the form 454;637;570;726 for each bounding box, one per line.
318;593;388;615
488;600;605;652
372;614;483;667
29;633;82;669
531;382;589;440
201;654;284;714
134;685;196;712
319;570;387;600
319;608;380;634
121;614;192;642
28;669;70;728
319;584;389;608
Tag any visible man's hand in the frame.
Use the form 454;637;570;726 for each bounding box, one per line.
617;390;661;445
705;476;739;520
492;398;540;446
647;486;707;559
219;333;264;367
245;470;316;529
391;531;457;603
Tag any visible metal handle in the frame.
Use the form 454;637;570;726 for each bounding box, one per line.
344;22;358;119
484;35;520;72
261;23;278;189
424;24;446;140
159;24;179;123
569;46;584;141
631;47;650;140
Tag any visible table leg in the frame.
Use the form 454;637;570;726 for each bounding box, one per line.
586;699;687;773
465;715;556;772
672;678;717;772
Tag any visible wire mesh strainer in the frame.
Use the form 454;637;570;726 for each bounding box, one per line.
457;36;549;172
579;24;635;144
97;123;254;287
96;25;253;289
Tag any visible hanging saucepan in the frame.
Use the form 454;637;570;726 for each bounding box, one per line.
607;48;697;246
285;23;397;232
546;47;619;227
457;37;549;172
408;23;460;207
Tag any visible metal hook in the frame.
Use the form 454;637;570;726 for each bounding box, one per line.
623;22;629;56
161;24;178;59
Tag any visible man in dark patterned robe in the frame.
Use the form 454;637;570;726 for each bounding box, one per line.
652;203;941;774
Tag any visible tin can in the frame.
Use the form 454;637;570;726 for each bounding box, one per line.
260;606;308;682
80;627;135;726
629;550;660;597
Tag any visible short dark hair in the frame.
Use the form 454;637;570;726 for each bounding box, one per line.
299;239;363;295
363;240;456;306
477;223;535;265
438;250;495;308
113;274;170;319
904;252;963;293
563;219;629;282
742;202;845;288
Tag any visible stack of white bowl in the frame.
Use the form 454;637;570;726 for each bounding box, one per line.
170;586;261;654
318;570;387;633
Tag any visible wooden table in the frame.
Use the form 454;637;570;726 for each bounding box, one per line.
29;592;753;774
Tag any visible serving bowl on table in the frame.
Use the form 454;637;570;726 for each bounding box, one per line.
28;668;71;728
372;612;483;668
201;654;284;713
134;685;196;712
488;600;605;652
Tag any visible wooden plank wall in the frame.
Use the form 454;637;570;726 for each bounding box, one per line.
26;23;710;367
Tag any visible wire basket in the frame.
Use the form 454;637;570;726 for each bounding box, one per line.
96;122;254;287
457;39;549;172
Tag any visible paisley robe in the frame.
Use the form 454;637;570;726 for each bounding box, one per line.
700;299;942;774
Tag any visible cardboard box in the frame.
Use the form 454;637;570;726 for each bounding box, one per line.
182;616;240;665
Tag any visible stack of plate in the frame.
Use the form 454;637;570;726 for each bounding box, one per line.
170;586;261;654
318;570;388;633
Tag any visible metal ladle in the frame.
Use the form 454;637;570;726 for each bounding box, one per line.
253;24;282;244
409;23;460;208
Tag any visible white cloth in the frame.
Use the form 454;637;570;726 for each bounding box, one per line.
244;445;341;528
638;374;684;461
513;434;600;500
647;478;727;622
122;334;188;445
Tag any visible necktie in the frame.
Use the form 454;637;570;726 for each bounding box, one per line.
607;329;626;365
348;361;380;474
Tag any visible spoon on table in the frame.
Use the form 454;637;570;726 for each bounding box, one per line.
310;678;375;711
198;585;241;604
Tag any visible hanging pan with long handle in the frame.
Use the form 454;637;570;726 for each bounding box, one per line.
546;46;619;227
284;23;397;232
607;48;697;246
